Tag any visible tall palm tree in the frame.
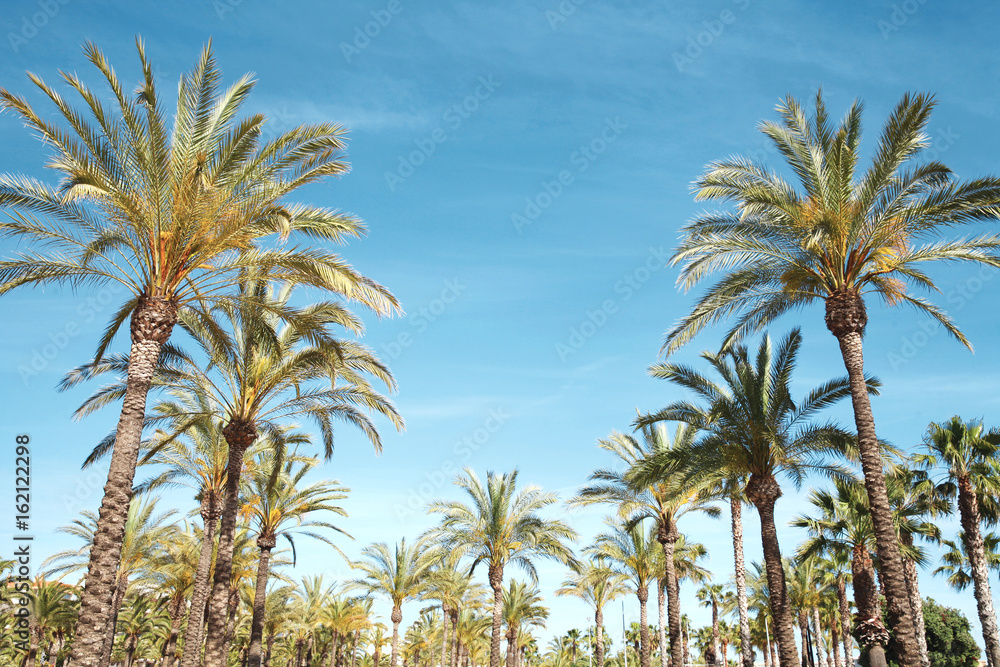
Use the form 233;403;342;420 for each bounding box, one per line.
347;537;437;667
427;468;579;667
502;581;549;667
660;90;1000;667
556;561;632;667
633;329;865;667
243;454;350;667
697;584;725;666
916;416;1000;667
587;519;659;667
44;494;177;667
574;424;718;667
0;41;400;666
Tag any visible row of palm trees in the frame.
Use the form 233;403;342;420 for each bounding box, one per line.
4;38;1000;667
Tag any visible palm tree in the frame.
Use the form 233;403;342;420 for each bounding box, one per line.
917;416;1000;667
64;274;403;667
634;329;865;667
424;558;488;667
0;41;400;666
347;537;436;667
574;424;718;667
557;560;629;667
588;519;659;667
137;527;201;667
816;552;854;667
116;595;171;667
427;468;579;667
502;581;549;667
44;494;177;667
660;90;1000;667
19;577;79;667
697;584;725;666
935;532;1000;591
243;454;350;667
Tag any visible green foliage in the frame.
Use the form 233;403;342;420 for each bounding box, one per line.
921;598;980;667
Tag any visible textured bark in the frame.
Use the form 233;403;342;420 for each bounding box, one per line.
99;578;128;667
204;419;258;667
657;520;683;667
836;577;852;667
899;543;929;667
442;604;451;667
179;497;221;667
746;475;799;667
812;608;827;667
638;587;651;667
70;295;178;667
711;601;720;664
489;565;504;667
730;496;753;667
852;544;888;667
657;580;667;667
390;606;403;667
798;610;810;667
831;622;841;667
248;538;275;667
450;610;460;667
505;626;518;667
682;625;689;667
596;608;605;667
826;292;919;667
957;475;1000;667
163;594;185;667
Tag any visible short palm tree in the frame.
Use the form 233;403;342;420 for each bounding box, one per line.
242;454;350;667
427;468;579;667
20;577;79;667
557;560;629;667
116;595;171;667
574;423;718;667
935;531;1000;590
44;494;177;667
661;91;1000;667
0;41;400;666
697;583;725;665
347;537;437;667
634;328;864;667
916;416;1000;666
587;519;660;667
502;580;549;667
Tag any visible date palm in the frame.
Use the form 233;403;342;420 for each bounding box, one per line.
427;468;579;667
0;40;400;666
697;584;725;665
346;537;437;667
20;577;79;667
243;453;350;667
502;580;549;667
574;424;718;667
916;416;1000;667
634;329;865;667
662;90;1000;667
587;519;660;667
557;560;629;667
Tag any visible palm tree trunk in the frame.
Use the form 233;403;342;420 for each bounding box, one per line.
505;627;517;667
248;541;275;667
70;296;178;667
353;631;361;667
798;611;810;667
957;475;1000;667
204;419;257;667
657;581;667;667
852;544;886;667
596;608;605;667
489;565;504;667
163;595;185;667
746;475;799;667
836;578;851;667
451;610;460;667
826;297;919;667
711;602;720;664
830;623;841;667
730;495;752;667
681;624;689;667
899;543;929;667
638;587;651;667
180;500;221;667
99;578;128;667
390;605;403;667
441;605;450;667
657;520;683;667
812;608;827;667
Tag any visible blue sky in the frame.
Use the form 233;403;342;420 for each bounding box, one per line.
2;0;999;656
